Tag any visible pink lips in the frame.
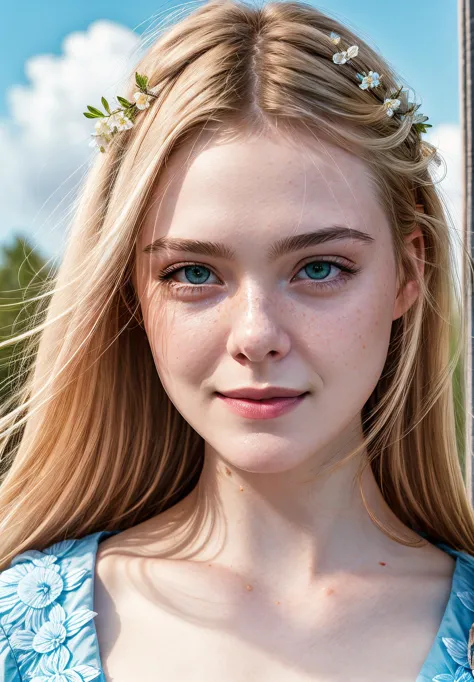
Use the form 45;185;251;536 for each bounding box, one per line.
216;392;308;419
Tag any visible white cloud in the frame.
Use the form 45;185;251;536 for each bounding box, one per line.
0;20;142;261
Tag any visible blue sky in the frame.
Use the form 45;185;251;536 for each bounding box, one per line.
0;0;462;260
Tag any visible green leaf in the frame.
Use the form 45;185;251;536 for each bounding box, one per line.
414;122;432;134
117;96;133;108
101;97;111;115
135;72;149;91
83;111;102;119
87;105;104;117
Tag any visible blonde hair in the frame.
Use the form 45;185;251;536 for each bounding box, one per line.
0;0;472;568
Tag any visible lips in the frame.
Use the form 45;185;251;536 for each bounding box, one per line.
216;392;308;419
217;387;307;400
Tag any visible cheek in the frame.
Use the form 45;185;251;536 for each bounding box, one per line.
320;305;392;372
145;306;223;388
309;274;397;406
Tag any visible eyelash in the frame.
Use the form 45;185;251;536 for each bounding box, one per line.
156;257;361;297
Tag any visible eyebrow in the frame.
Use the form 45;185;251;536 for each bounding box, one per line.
142;226;375;261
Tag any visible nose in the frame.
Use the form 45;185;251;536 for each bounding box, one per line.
226;283;291;364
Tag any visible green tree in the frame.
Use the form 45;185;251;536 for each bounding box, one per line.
0;233;51;405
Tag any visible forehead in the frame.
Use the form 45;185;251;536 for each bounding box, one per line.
138;128;384;244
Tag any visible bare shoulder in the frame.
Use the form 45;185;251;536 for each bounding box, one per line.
406;537;457;578
95;501;197;584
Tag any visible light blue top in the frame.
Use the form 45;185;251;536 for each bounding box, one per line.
0;529;473;681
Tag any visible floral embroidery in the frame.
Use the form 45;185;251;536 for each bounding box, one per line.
433;637;474;681
0;538;102;681
433;669;474;681
9;602;98;679
432;587;474;681
457;591;474;613
27;644;100;681
0;540;87;632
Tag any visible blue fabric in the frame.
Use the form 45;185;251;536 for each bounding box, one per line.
0;530;472;681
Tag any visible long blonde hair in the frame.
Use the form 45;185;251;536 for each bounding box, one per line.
0;0;472;568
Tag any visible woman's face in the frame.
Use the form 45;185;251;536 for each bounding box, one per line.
134;129;420;475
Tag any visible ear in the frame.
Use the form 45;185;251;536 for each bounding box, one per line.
392;224;425;321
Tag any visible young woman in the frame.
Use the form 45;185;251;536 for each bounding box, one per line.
0;1;471;680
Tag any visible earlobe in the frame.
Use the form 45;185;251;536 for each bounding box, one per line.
392;224;425;321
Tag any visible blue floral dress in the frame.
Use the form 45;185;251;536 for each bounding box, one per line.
0;529;473;681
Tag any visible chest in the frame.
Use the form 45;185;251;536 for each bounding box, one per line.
93;561;452;682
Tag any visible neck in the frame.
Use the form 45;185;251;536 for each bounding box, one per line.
164;437;423;597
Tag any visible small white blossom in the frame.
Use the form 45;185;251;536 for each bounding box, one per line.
94;119;112;136
89;134;112;153
382;97;401;117
358;71;382;90
88;119;114;153
329;31;341;45
107;111;134;133
133;91;152;110
332;44;359;65
412;113;429;124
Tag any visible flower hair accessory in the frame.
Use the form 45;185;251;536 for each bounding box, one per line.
83;72;159;153
329;31;431;134
84;36;431;153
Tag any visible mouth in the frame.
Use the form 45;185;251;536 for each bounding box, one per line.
216;392;308;402
215;392;309;420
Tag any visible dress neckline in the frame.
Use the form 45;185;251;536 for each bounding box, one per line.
90;530;462;682
414;540;462;680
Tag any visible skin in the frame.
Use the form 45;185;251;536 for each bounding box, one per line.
131;125;436;591
93;127;458;681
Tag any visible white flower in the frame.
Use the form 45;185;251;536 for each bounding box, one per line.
88;111;133;153
94;119;112;136
107;111;134;133
133;91;152;110
329;31;341;45
382;97;401;117
358;71;382;90
332;44;359;65
87;119;115;153
89;134;112;153
412;113;429;124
